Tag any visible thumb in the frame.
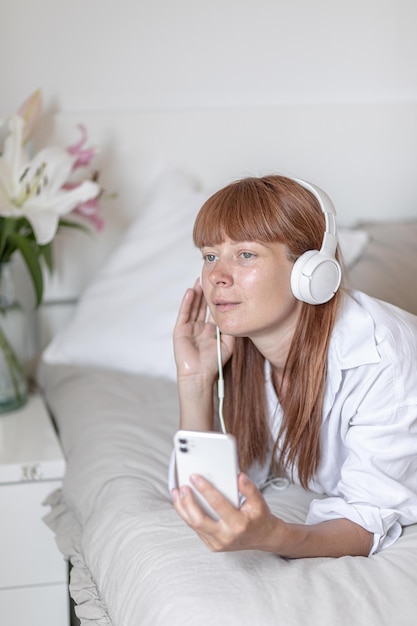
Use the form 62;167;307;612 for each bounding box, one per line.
238;473;259;499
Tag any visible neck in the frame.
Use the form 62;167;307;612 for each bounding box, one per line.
250;304;302;394
250;316;299;370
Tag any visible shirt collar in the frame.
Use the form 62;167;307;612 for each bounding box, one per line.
265;291;381;420
264;290;381;406
322;291;381;415
330;290;380;370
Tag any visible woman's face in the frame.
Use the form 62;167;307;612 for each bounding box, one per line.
200;238;302;345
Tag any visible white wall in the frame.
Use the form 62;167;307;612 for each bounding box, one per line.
2;0;417;114
2;0;417;365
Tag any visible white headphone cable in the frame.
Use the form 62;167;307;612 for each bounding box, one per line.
216;326;227;434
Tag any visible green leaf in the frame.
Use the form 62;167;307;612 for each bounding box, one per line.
58;219;92;236
8;232;44;306
40;242;54;274
0;218;18;261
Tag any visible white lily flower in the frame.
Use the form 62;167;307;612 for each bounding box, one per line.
0;114;100;245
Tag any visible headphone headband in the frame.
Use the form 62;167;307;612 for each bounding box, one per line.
289;177;342;305
291;178;338;258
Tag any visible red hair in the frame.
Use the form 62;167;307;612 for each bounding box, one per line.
193;175;343;487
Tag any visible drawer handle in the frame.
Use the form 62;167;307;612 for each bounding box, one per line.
21;463;43;481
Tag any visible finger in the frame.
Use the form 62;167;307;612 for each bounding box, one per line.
190;474;239;521
238;473;260;500
177;281;207;324
175;286;205;328
172;485;217;529
238;474;268;515
175;289;194;327
190;284;208;323
171;486;195;525
172;486;198;526
193;276;202;292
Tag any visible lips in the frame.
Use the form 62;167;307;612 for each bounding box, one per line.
213;299;240;312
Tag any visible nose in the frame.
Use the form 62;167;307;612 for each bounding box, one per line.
208;259;233;286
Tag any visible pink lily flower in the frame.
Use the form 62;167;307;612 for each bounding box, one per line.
67;124;96;170
62;179;104;232
74;196;105;232
0;115;100;245
64;125;105;232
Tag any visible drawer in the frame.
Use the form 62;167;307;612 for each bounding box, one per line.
0;583;69;626
0;480;67;588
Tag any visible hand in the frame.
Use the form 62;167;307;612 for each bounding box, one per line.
172;473;374;558
171;473;284;553
173;278;234;381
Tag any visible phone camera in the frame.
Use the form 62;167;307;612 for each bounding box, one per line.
179;438;187;444
179;446;188;453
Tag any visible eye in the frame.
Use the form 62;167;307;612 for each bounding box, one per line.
203;253;218;263
240;251;256;259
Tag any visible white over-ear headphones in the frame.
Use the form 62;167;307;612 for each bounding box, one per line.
289;178;342;305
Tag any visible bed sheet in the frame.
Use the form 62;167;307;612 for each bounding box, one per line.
40;363;417;626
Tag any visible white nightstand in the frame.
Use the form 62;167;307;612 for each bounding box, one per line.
0;394;69;626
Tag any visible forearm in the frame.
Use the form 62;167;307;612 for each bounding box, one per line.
267;517;373;558
172;472;375;558
177;374;215;431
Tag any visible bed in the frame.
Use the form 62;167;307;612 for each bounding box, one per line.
36;103;417;626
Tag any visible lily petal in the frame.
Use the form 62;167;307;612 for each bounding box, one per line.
17;89;42;144
24;179;100;244
67;124;96;169
25;211;60;246
0;158;15;204
2;116;27;189
29;147;77;194
73;196;105;232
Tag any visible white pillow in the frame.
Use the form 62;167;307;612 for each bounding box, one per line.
337;227;369;269
43;169;369;380
43;170;207;380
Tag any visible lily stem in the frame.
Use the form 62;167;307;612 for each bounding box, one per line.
0;322;26;403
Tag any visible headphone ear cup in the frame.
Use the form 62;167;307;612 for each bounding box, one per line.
291;250;342;305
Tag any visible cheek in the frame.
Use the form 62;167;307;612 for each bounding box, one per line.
255;267;295;308
241;266;289;295
270;262;293;290
238;267;264;288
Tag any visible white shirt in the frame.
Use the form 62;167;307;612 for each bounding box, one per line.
170;290;417;555
259;290;417;554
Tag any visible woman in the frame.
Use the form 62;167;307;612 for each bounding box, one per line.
170;175;417;558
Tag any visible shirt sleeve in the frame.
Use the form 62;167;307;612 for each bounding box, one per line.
306;403;417;554
306;497;403;555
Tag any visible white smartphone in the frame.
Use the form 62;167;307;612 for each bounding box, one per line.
173;430;240;520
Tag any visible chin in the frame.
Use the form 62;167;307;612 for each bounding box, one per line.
217;324;247;338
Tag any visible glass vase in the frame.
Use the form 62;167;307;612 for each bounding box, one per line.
0;262;28;413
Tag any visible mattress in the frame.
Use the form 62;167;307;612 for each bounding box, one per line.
40;363;417;626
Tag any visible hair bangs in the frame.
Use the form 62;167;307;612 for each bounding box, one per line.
193;178;282;248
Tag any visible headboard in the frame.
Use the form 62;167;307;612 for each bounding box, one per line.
19;101;417;357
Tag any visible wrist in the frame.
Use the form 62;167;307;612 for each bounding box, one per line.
257;515;292;554
177;374;215;432
177;366;217;382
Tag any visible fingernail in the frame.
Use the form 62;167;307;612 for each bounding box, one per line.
240;473;250;485
190;474;201;486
